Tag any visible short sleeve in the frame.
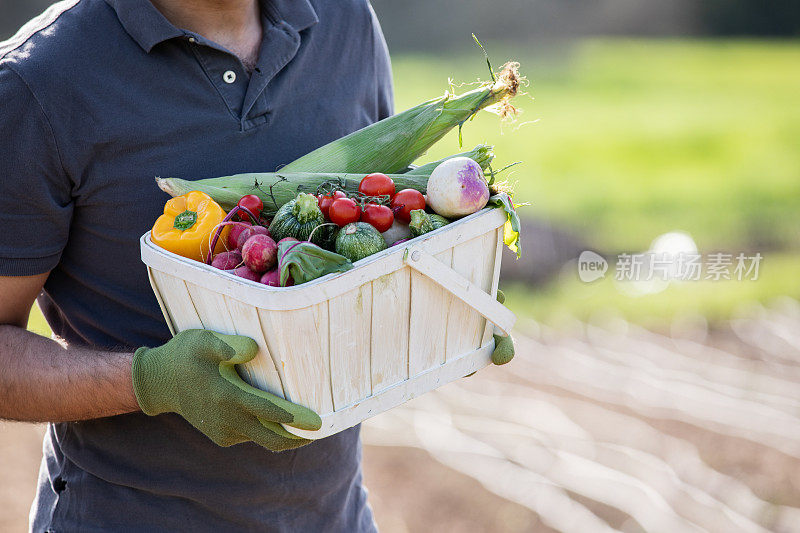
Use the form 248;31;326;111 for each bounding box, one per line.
0;64;73;276
368;3;394;120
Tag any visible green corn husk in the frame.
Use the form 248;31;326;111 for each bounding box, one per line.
280;63;520;174
404;144;494;176
156;145;496;216
156;172;426;216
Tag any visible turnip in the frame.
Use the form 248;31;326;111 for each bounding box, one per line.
226;221;251;250
277;237;299;245
242;234;278;273
381;219;411;246
426;156;489;218
229;265;261;282
236;225;269;250
211;250;242;270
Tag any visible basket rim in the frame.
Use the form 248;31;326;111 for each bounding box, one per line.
141;206;507;310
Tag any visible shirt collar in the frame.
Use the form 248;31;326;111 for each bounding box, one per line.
105;0;318;54
264;0;319;33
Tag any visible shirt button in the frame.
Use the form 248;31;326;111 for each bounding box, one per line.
223;71;236;84
188;37;196;43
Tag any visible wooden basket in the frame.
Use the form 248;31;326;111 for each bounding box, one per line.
140;207;515;439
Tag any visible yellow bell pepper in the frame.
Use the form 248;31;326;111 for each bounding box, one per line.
151;191;230;262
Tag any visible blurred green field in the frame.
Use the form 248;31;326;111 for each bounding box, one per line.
393;39;800;325
395;39;800;252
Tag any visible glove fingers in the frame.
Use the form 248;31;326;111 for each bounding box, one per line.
207;332;259;364
491;334;515;365
219;365;323;431
243;416;312;451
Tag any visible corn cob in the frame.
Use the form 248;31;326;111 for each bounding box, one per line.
280;63;520;174
156;145;496;216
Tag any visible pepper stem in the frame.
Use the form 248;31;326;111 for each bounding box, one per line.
173;210;198;231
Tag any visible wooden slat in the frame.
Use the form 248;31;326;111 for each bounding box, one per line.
482;227;505;346
223;297;285;399
184;281;237;334
406;245;515;337
257;304;334;415
150;271;204;331
408;249;453;376
371;268;411;393
446;233;495;361
329;283;372;409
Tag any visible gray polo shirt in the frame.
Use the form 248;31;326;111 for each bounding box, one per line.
0;0;392;530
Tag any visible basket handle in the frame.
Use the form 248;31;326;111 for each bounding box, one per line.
403;245;516;337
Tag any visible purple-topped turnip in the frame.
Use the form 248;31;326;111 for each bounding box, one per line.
426;156;489;218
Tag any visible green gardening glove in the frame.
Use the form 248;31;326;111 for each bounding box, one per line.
466;290;515;376
132;329;321;451
491;290;515;365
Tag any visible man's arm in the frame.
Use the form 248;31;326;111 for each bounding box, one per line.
0;274;139;422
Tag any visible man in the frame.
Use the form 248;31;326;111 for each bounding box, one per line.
0;0;392;530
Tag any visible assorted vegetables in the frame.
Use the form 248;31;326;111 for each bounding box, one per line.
151;60;525;288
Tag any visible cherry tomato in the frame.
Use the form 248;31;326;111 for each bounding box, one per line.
318;190;346;219
361;203;394;233
358;173;395;199
236;194;263;221
390;189;425;224
329;197;362;227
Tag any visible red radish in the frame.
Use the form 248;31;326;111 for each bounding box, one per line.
260;269;292;287
242;234;278;273
236;225;269;250
229;265;261;282
259;269;280;286
426;157;489;217
277;237;299;245
211;250;242;270
226;221;251;250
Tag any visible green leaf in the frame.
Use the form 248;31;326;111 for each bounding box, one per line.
488;193;522;258
278;241;353;286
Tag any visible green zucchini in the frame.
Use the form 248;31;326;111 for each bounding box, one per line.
335;222;387;262
268;193;333;247
409;209;451;237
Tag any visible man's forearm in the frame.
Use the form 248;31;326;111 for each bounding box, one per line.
0;325;139;422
